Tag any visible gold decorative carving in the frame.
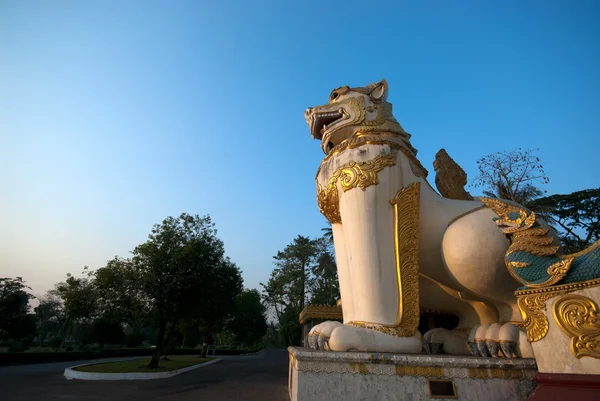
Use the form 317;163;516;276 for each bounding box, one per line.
299;304;343;325
507;243;560;257
479;198;536;234
395;365;445;378
513;227;550;239
515;278;600;342
317;132;428;179
290;348;537;379
316;183;341;224
517;291;568;342
480;197;579;289
390;182;421;336
524;258;574;288
433;149;474;201
515;278;600;297
316;154;396;224
336;155;397;192
350;362;369;374
553;294;600;359
347;182;421;337
509;261;531;269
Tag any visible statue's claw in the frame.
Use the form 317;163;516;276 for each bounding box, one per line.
308;321;343;351
466;323;534;358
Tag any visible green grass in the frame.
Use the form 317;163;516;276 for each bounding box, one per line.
73;356;213;373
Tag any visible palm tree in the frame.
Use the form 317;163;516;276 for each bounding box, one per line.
321;221;333;247
483;183;544;207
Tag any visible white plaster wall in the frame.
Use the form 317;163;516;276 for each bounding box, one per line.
532;286;600;374
292;369;535;401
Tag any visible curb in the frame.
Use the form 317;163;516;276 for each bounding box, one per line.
64;357;222;380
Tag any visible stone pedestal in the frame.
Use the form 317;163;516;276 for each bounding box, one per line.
288;347;537;401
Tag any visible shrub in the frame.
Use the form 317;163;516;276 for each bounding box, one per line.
8;346;26;352
65;346;73;352
50;337;62;350
20;338;32;348
125;332;144;348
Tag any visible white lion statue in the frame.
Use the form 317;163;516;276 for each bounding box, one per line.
304;80;547;357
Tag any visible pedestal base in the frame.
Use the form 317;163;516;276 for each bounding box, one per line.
527;372;600;401
288;347;538;401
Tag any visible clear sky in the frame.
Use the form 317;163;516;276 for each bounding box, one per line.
1;0;599;298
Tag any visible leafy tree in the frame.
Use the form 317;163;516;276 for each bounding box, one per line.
94;256;147;325
262;235;334;346
0;277;36;340
472;148;549;205
126;213;242;367
124;331;144;348
280;305;303;346
34;292;65;345
52;271;97;348
53;273;97;322
309;239;339;306
262;322;284;347
227;289;268;347
528;188;600;253
321;222;334;249
194;256;243;355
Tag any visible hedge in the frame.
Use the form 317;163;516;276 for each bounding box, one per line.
0;347;264;365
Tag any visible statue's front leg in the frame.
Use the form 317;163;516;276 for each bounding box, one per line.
312;145;422;353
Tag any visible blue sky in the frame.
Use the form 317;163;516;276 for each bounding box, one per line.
1;0;599;297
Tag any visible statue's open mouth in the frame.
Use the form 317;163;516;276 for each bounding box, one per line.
310;110;345;140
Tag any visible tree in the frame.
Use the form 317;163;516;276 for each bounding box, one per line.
472;148;549;205
261;235;337;345
261;236;317;320
194;256;243;356
94;257;144;324
52;272;98;348
321;222;334;249
129;213;242;367
227;289;268;347
0;277;36;341
309;239;339;306
528;188;600;253
34;293;65;345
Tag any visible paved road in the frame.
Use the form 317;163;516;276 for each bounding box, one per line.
0;348;289;401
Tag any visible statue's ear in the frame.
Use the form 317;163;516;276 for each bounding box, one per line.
370;79;388;102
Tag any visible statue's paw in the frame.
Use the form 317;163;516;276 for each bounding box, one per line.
498;322;534;358
469;323;534;358
328;324;422;354
308;321;342;350
423;327;470;355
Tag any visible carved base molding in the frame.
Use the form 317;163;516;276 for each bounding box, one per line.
289;347;537;401
527;372;600;401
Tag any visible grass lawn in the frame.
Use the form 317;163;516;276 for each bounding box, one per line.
73;356;213;373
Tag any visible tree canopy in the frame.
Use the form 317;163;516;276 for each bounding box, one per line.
261;234;339;346
227;289;268;347
528;188;600;253
0;277;36;341
100;213;244;366
472;148;549;205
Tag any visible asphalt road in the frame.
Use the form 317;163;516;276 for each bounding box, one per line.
0;348;289;401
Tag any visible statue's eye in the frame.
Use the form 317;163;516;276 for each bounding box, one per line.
331;92;338;100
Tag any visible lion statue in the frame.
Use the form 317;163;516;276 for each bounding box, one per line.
303;79;555;357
